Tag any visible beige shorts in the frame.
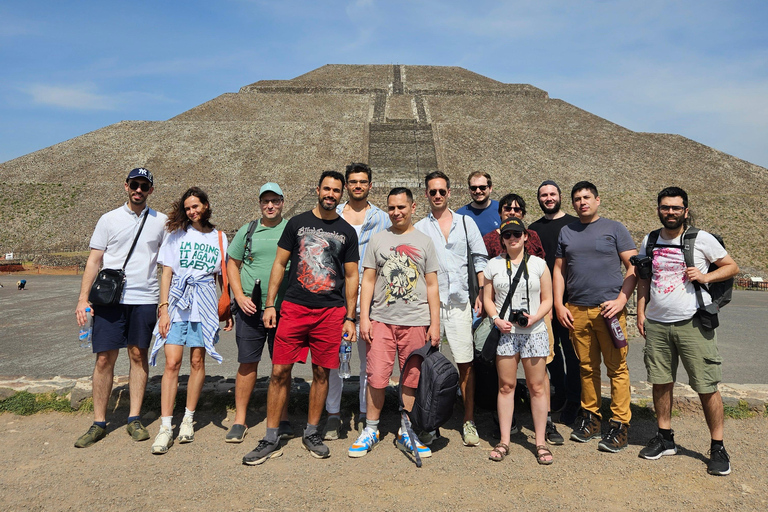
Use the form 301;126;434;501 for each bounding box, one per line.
439;302;474;364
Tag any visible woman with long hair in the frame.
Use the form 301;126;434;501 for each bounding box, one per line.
483;217;554;464
149;187;233;454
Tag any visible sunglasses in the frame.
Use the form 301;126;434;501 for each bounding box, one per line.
128;181;150;192
501;231;524;239
502;205;523;213
428;189;448;197
469;185;488;192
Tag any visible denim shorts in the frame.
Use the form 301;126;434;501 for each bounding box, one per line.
165;321;205;348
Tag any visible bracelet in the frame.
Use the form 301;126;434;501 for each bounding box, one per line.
264;305;276;310
344;317;356;323
158;302;169;308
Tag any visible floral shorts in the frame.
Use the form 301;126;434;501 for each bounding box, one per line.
497;331;549;358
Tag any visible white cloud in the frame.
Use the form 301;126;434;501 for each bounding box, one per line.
25;84;118;110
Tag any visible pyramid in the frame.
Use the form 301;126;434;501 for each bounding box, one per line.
1;64;766;273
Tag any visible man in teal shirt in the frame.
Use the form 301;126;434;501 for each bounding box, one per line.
224;182;291;443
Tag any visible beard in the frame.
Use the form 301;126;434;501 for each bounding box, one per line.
539;198;561;215
319;196;338;211
658;211;685;229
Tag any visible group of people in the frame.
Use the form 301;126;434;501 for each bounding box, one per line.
73;164;738;476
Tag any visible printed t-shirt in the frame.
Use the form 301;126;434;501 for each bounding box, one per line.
483;255;548;335
158;226;227;322
639;230;727;323
363;229;439;326
456;200;500;236
278;210;359;309
555;217;636;307
228;218;289;309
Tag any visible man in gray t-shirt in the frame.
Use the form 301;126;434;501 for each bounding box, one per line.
348;187;441;459
553;181;638;454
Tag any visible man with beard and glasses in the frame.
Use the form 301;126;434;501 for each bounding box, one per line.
323;163;390;441
636;187;738;476
74;167;168;448
456;171;500;236
528;180;581;425
242;170;359;465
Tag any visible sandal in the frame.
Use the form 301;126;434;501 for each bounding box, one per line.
489;443;509;462
536;445;554;465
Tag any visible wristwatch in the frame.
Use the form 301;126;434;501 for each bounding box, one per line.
344;317;356;324
491;315;500;322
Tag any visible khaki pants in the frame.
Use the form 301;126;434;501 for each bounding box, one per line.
567;304;631;424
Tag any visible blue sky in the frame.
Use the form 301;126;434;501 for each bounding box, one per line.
2;0;767;167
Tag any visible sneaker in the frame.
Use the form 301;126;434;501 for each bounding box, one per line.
74;424;106;448
639;432;677;460
546;420;565;445
396;428;432;458
707;445;731;476
462;420;480;446
419;430;437;446
242;438;283;465
126;420;149;442
348;428;380;458
178;416;195;443
323;416;341;441
278;421;295;440
570;411;601;443
597;420;629;453
510;417;519;435
151;426;174;455
225;424;248;443
302;432;331;459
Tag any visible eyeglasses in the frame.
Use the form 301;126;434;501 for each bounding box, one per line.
502;205;523;213
128;181;150;192
469;185;488;192
501;231;524;239
659;205;685;213
260;198;284;205
347;180;369;186
428;189;448;197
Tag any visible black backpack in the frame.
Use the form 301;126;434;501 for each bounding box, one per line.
398;342;459;467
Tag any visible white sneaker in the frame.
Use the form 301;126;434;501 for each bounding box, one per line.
178;417;195;443
151;426;174;454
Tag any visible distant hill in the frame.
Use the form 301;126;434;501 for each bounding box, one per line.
1;64;766;275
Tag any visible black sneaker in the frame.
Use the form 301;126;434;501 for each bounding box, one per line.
242;438;283;465
639;432;677;460
597;420;629;453
546;420;564;445
570;411;601;443
302;432;331;459
707;445;731;476
225;424;248;443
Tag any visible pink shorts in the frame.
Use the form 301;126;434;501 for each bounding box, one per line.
272;301;346;369
366;321;427;389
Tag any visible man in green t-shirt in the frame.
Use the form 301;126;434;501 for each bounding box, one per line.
224;182;291;443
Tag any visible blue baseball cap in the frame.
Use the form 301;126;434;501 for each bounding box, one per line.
126;167;153;185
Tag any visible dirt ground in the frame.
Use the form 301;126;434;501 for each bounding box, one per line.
1;401;766;512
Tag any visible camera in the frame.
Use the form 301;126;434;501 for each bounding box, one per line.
629;255;653;279
509;308;529;327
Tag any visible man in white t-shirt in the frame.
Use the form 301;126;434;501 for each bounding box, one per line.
74;168;168;448
636;187;739;476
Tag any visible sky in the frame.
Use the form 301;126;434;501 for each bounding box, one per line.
2;0;767;168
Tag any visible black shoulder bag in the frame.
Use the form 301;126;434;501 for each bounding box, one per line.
88;210;149;306
480;256;527;364
462;216;483;305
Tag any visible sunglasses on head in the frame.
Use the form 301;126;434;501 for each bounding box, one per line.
502;205;523;213
428;189;448;197
501;231;524;239
128;181;150;192
469;185;488;192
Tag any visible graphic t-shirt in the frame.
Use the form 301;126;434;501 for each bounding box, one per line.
639;230;727;323
158;226;227;322
363;229;439;326
483;255;548;335
278;210;359;308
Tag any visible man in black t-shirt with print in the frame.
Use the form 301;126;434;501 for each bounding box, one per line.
243;170;359;465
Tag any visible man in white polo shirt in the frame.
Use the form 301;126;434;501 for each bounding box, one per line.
74;168;168;448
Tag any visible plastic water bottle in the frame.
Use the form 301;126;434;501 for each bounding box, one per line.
79;307;93;349
339;334;352;379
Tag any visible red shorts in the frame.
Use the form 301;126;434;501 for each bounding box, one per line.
272;301;346;369
366;321;427;389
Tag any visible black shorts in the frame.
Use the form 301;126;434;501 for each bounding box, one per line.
92;304;157;353
235;308;279;364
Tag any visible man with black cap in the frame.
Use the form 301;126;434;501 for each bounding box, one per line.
528;180;581;425
224;182;293;443
74;167;168;448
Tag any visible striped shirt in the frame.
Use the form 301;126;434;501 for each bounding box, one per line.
336;201;391;281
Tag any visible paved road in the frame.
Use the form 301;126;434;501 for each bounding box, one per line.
1;274;766;384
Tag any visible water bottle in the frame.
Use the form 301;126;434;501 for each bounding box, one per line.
602;312;627;349
339;334;352;379
79;307;93;349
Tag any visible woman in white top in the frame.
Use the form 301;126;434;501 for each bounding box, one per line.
150;187;233;454
483;217;553;464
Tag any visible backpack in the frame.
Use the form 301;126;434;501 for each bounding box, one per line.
398;342;459;467
243;220;260;262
